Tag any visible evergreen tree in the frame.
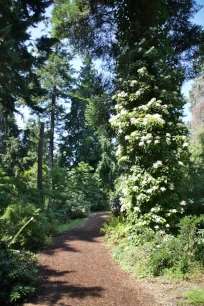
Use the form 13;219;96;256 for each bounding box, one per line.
36;42;74;172
0;0;51;113
59;56;106;168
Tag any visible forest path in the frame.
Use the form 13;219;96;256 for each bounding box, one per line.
24;212;155;306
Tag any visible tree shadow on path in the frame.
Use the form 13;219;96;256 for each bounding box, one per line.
28;212;109;305
42;212;110;256
34;267;104;306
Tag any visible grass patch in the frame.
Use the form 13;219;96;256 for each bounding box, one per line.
43;218;85;249
57;218;85;234
112;243;152;278
182;289;204;305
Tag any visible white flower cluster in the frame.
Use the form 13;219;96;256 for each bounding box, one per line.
118;91;128;98
178;161;184;166
132;186;139;192
160;187;166;192
116;145;122;157
137;67;147;75
120;201;131;212
169;183;174;190
130;80;138;87
146;185;159;194
169;209;177;213
166;133;171;144
144;46;156;56
131;131;137;137
115;104;123;111
120;109;128;116
147;97;157;106
130;117;139;125
119;156;129;162
139;133;153;146
183;142;188;148
153;160;162;169
151;206;161;213
153;215;163;224
164;75;171;79
138;104;148;111
138;38;146;45
135;88;145;99
143;113;165;126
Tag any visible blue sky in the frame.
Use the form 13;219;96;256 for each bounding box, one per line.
17;1;204;127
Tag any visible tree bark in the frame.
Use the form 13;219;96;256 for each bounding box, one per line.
47;86;56;211
49;86;56;171
37;122;45;190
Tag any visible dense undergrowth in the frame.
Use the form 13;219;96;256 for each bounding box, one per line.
0;162;107;304
0;248;38;303
181;289;204;305
103;214;204;279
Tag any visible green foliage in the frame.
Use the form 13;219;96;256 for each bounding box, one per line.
47;163;105;217
0;248;38;304
96;135;118;195
183;289;204;305
112;242;151;278
0;0;51;112
56;218;85;234
66;162;104;215
59;55;106;170
106;215;204;278
110;35;189;231
52;0;203;79
187;129;204;215
0;203;51;251
101;214;130;244
0;167;13;213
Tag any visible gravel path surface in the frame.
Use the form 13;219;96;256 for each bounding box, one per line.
24;212;155;306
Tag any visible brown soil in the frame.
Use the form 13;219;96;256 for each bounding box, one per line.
23;212;156;306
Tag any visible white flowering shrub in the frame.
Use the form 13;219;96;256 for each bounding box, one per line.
110;37;189;231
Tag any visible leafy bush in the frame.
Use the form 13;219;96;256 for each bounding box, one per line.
66;194;91;218
179;215;204;267
148;215;204;276
0;248;38;304
107;215;204;278
0;203;51;251
48;163;105;218
101;214;131;244
183;289;204;305
0;167;15;214
67;162;104;212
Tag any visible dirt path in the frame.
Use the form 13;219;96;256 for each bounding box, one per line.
24;212;156;306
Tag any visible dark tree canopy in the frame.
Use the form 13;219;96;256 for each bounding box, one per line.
0;0;51;113
52;0;203;77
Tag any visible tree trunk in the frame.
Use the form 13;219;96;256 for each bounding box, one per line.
48;86;56;211
37;122;44;190
49;86;56;171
